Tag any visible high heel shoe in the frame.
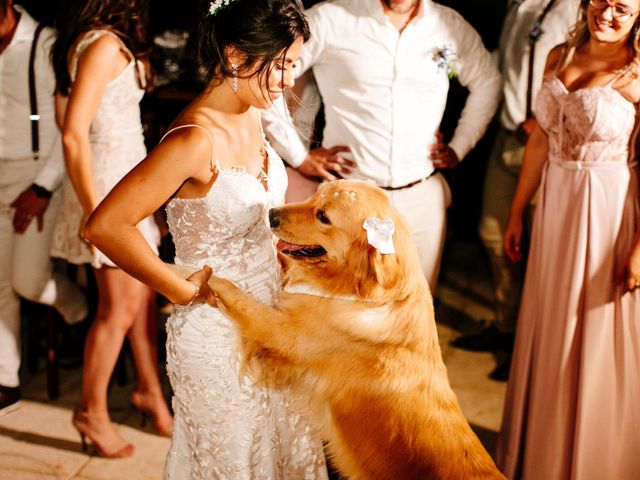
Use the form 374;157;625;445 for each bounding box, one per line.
72;408;135;458
130;390;173;438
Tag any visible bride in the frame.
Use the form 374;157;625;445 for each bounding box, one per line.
84;0;328;478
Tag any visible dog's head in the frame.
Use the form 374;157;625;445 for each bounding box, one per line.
270;180;425;299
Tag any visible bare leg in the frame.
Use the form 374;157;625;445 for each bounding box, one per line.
128;286;172;435
76;267;148;455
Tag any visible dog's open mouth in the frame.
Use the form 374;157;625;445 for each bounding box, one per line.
276;239;327;258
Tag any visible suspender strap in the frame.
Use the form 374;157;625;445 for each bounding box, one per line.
28;23;45;160
526;0;557;118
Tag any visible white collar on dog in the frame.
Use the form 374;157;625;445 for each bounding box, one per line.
283;283;378;303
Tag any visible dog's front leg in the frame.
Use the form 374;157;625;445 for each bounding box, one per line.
208;275;287;353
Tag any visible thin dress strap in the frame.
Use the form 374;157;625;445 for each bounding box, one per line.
160;124;218;173
71;30;146;88
606;63;634;87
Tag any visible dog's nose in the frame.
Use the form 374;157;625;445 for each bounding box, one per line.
269;208;281;228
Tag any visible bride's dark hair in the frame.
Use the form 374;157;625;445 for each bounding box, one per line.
198;0;310;90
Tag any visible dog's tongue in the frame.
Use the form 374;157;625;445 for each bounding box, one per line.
277;239;306;252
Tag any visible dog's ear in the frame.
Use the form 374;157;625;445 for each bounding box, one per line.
347;234;403;296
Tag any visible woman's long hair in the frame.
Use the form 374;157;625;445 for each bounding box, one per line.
561;0;640;73
51;0;151;95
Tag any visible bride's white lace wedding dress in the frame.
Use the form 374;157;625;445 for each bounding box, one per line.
163;124;327;479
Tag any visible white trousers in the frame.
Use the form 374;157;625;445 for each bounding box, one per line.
285;168;451;292
0;158;86;387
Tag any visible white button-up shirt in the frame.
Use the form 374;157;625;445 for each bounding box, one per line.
263;0;501;188
499;0;579;131
0;6;64;191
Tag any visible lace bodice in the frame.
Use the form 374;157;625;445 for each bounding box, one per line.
536;76;637;163
166;139;287;289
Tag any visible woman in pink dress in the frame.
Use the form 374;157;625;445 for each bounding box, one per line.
498;1;640;478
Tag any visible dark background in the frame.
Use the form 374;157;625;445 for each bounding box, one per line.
18;0;509;242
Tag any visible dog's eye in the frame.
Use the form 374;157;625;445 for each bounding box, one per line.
316;209;331;225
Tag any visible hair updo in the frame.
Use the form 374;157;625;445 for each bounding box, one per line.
197;0;310;89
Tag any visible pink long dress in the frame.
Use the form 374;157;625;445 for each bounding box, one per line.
496;69;640;479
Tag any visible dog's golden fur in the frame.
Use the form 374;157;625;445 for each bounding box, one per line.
193;180;505;479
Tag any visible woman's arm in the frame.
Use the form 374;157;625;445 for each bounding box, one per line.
60;35;129;217
504;120;549;262
85;127;215;305
620;77;640;290
503;46;565;262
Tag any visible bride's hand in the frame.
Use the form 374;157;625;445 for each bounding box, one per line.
183;266;217;307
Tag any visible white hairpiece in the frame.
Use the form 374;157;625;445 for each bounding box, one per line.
208;0;237;16
363;218;395;255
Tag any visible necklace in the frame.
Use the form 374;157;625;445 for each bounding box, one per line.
258;146;269;184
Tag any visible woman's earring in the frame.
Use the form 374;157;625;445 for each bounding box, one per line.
232;63;239;94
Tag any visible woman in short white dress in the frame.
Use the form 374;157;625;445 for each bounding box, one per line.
51;0;172;458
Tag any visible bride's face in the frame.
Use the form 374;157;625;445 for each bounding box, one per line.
240;36;304;109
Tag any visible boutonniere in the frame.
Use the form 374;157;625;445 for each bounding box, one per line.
431;45;459;79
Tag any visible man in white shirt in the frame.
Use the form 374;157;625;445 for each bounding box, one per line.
0;0;86;411
451;0;578;380
263;0;501;291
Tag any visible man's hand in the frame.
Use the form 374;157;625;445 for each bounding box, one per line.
515;117;536;145
297;146;355;181
430;131;460;169
10;186;50;234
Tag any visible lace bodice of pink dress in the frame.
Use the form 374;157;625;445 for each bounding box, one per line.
163;125;327;480
536;75;637;163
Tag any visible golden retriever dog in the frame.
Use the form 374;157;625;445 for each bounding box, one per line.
179;179;505;479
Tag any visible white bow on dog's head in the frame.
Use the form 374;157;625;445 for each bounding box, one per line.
362;218;396;255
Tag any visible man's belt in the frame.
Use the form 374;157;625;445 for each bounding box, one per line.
380;171;436;191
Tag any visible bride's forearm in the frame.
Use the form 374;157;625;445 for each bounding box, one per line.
84;218;196;305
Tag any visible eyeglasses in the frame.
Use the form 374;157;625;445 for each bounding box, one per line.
589;0;639;22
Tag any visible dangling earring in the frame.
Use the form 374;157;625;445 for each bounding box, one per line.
231;63;239;94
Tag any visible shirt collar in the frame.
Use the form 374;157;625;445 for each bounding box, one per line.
12;5;39;43
367;0;432;24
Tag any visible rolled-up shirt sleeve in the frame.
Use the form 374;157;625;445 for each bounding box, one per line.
448;19;502;160
261;6;327;168
32;139;65;191
262;97;311;168
32;32;65;192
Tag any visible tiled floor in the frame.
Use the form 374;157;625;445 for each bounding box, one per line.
0;239;506;479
